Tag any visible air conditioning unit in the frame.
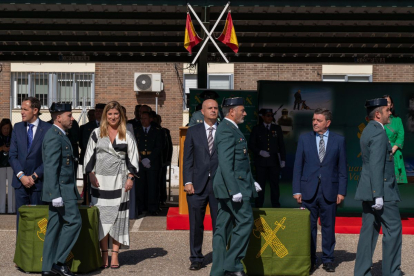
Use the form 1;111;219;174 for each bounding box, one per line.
134;73;162;92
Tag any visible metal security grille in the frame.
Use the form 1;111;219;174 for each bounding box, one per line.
11;72;95;109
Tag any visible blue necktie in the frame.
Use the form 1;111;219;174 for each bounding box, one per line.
27;124;34;151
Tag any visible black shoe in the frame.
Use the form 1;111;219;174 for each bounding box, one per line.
189;262;203;270
224;271;246;276
42;272;57;276
322;262;335;272
51;264;74;276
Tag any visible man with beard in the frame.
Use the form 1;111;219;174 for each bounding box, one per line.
210;97;261;276
41;102;82;276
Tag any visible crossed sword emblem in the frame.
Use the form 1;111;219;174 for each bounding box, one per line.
253;217;289;259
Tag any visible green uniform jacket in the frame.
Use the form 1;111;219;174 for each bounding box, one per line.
213;119;258;199
385;115;408;183
355;120;401;202
42;125;81;202
189;110;205;127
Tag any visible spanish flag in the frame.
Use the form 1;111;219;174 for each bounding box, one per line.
184;13;202;54
217;12;239;53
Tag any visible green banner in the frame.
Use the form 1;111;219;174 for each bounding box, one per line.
189;89;258;142
258;81;414;213
14;205;102;273
243;208;311;276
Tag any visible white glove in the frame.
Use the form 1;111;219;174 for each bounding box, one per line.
254;182;262;192
371;197;384;210
52;197;64;207
232;193;243;202
280;161;286;168
141;158;151;168
259;150;270;158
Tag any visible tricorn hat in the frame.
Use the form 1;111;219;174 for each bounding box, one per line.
222;97;244;107
49;102;72;113
365;98;388;108
259;108;273;116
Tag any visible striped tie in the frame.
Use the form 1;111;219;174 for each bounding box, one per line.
318;134;325;163
207;127;214;155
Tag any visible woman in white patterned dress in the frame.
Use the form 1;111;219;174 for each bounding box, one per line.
84;101;139;269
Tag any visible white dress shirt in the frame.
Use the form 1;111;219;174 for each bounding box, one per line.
26;118;40;139
143;125;151;133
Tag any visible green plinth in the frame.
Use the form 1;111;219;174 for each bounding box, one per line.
14;205;102;273
243;208;311;276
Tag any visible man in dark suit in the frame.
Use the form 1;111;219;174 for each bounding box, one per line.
9;97;52;232
183;99;219;271
136;111;163;216
127;104;142;130
292;108;347;273
211;97;261;276
41;102;82;276
354;99;402;276
79;103;105;205
249;108;286;208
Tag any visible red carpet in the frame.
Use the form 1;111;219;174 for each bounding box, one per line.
167;207;414;234
334;217;414;235
166;207;212;230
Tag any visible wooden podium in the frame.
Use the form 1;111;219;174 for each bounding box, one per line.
178;126;210;215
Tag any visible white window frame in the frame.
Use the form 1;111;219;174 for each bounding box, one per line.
207;73;234;89
322;74;372;82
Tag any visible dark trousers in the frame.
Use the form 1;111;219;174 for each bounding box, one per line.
159;165;168;203
255;165;280;208
354;201;402;276
42;199;82;271
129;179;138;219
211;197;254;276
137;163;160;213
186;177;218;263
294;101;301;110
301;183;337;265
15;186;44;233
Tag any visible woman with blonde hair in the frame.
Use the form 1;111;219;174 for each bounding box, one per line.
84;101;139;269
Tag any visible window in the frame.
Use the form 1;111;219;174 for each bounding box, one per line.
208;74;233;89
184;74;198;110
11;72;95;109
322;74;372;82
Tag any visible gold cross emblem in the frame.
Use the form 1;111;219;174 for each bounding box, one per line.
252;217;288;259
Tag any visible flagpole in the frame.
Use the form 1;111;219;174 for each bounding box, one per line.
187;3;229;64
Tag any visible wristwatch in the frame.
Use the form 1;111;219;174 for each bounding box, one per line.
31;174;37;181
127;176;135;181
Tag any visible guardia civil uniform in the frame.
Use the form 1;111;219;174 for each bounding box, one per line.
135;123;163;215
41;103;82;275
249;109;286;208
354;98;402;276
211;97;258;276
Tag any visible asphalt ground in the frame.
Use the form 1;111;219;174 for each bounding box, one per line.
1;188;414;276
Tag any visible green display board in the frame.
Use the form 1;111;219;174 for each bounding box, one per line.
257;81;414;213
189;88;258;142
243;208;311;276
14;205;102;273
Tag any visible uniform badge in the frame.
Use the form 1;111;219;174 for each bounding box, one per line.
272;130;277;137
